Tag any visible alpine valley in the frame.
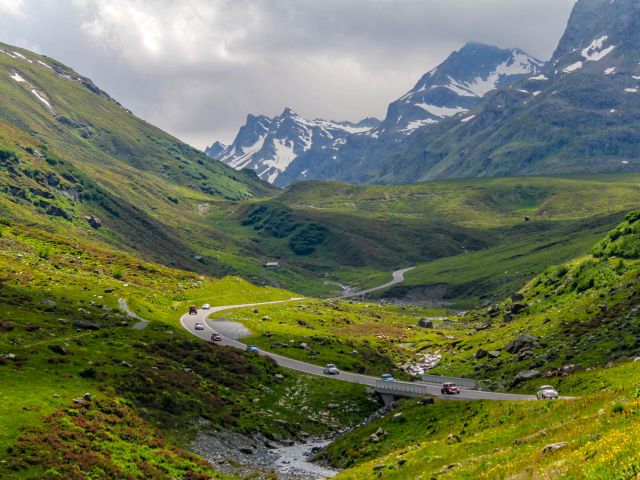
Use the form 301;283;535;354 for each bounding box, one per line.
3;1;640;480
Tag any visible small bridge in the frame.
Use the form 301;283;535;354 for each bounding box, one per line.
375;380;436;405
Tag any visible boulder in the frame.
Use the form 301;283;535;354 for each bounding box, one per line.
475;349;489;359
542;442;568;454
85;216;102;229
488;350;501;359
373;465;386;472
506;335;538;354
368;433;380;443
73;320;101;330
418;318;434;329
239;447;255;455
392;412;406;423
47;345;68;355
511;293;525;302
513;369;542;384
418;397;435;405
509;303;527;314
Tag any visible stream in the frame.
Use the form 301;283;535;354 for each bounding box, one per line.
193;430;338;479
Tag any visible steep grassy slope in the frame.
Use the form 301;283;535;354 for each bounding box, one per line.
415;210;640;390
0;42;271;276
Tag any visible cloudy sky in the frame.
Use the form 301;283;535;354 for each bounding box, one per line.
0;0;576;149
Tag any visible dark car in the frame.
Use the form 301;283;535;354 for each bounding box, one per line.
441;382;461;395
246;345;259;353
211;333;222;342
188;306;198;315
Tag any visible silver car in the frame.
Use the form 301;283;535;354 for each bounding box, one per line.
195;323;205;331
537;385;559;400
323;364;340;375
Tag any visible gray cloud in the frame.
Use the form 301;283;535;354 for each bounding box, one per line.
0;0;576;148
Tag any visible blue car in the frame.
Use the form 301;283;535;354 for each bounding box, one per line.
246;345;259;353
381;374;395;382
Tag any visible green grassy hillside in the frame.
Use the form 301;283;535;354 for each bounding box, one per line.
234;175;640;303
0;42;273;277
0;220;379;479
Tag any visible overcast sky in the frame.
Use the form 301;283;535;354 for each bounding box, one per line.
0;0;576;149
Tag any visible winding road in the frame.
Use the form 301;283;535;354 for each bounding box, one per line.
178;268;538;402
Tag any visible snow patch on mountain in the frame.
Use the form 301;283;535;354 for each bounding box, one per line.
582;35;616;62
207;109;380;183
9;71;24;82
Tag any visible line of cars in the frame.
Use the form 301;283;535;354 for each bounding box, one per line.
189;306;561;399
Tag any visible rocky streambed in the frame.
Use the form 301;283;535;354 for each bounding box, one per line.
193;430;338;479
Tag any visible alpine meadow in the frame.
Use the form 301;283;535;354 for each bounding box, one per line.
2;1;640;479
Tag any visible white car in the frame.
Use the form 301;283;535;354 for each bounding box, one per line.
323;364;340;375
537;385;559;400
202;304;210;310
195;323;204;331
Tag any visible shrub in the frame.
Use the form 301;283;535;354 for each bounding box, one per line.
289;223;328;255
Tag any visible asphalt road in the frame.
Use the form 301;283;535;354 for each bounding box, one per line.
179;269;539;401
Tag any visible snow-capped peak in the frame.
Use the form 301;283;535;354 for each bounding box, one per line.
371;43;543;135
206;109;380;183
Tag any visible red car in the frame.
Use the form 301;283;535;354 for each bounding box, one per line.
441;382;461;395
210;334;222;342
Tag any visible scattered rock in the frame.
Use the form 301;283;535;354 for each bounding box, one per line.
488;350;501;359
392;412;406;423
73;320;101;330
513;369;542;384
41;299;57;308
418;318;434;329
475;348;489;359
47;345;68;355
511;292;525;302
509;303;528;314
239;447;255;455
436;463;461;475
506;334;538;354
262;316;271;321
447;433;461;443
418;397;435;405
373;464;386;472
542;442;568;454
368;433;380;443
398;458;407;466
85;216;102;229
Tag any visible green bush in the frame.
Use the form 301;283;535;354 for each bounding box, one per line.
289;223;328;255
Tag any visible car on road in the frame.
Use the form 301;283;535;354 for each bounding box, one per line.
537;385;559;400
210;333;222;342
246;345;259;353
380;374;395;382
441;382;461;395
194;323;204;331
202;303;210;310
189;306;198;315
323;364;340;375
